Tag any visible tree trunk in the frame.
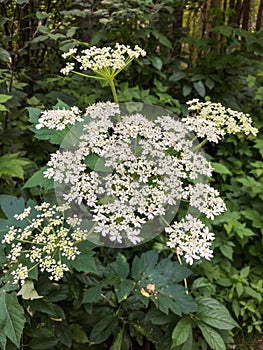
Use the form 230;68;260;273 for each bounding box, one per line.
256;0;263;30
241;0;251;30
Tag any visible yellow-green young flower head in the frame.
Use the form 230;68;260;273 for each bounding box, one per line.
60;43;146;80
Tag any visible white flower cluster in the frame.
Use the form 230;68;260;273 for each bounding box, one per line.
60;43;146;76
36;106;82;131
2;203;88;284
44;101;224;256
166;214;214;265
183;99;258;142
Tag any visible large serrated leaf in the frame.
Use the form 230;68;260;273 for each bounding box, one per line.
82;286;102;303
70;250;98;274
132;251;196;316
23;166;54;190
0;293;25;348
196;297;238;330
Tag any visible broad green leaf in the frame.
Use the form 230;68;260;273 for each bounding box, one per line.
110;329;124;350
89;315;118;344
131;250;158;280
152;30;172;48
205;77;215;90
70;250;98;274
84;154;112;172
196;297;238;330
193;81;206;97
82;286;102;303
0;105;8;111
0;293;25;348
54;321;72;347
0;195;25;225
70;324;89;344
212;162;232;175
0;48;11;63
17;280;43;300
0;153;31;179
27;328;59;349
183;84;192;97
23;166;54;190
27;104;71;145
0;95;12;104
132;251;195;315
169;72;186;82
0;334;6;350
171;317;192;347
115;279;134;302
106;254;134;302
149;56;163;71
196;321;226;350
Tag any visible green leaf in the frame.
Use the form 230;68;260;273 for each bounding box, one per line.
89;315;118;344
84;154;112;172
196;321;226;350
70;250;98;274
55;321;72;348
110;329;124;350
171;317;192;347
28;328;59;349
115;279;134;303
0;48;11;63
17;280;43;300
193;81;206;97
82;286;102;303
132;251;196;315
152;30;172;48
183;84;192;97
149;56;163;70
0;153;31;179
106;254;134;302
196;297;238;330
212;162;232;175
169;72;186;82
0;293;25;348
0;95;12;104
23;166;54;190
0;334;6;350
70;324;89;344
27;104;71;145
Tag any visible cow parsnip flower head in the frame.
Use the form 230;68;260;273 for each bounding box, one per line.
184;99;258;142
43;101;226;261
60;43;146;80
2;203;88;284
36;106;82;131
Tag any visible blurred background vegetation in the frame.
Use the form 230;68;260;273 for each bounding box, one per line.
0;0;263;349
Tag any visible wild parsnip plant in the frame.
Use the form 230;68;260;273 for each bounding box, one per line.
3;44;258;282
0;44;258;350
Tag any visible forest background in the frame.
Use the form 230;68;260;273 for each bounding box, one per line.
0;0;263;349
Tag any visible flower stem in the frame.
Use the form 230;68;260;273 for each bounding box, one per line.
108;79;118;104
192;138;208;152
108;78;120;122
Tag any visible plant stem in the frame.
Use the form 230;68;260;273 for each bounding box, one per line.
192;138;208;152
108;78;120;122
176;251;189;294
